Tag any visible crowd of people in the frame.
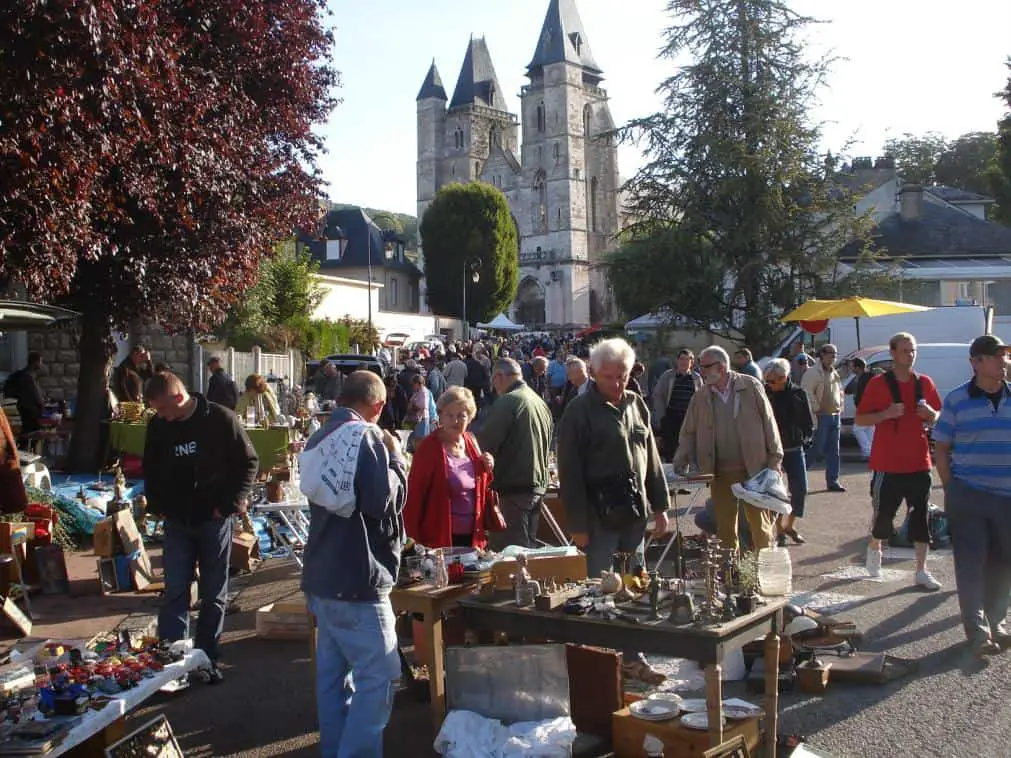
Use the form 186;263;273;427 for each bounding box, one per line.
117;323;1011;755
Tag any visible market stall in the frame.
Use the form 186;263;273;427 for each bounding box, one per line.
108;422;290;473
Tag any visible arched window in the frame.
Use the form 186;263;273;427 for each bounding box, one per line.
533;170;548;234
590;176;599;232
583;104;592;137
536;102;546;133
454;127;465;150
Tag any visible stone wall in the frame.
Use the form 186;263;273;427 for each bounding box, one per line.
26;325;196;402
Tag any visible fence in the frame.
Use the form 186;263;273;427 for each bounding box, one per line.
196;345;302;394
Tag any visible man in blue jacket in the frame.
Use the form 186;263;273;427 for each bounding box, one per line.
301;370;408;758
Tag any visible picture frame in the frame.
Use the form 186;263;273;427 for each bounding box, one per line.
703;734;752;758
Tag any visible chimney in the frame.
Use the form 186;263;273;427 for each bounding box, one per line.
899;183;924;221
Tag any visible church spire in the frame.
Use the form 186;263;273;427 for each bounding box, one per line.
449;36;508;112
527;0;602;76
416;60;447;102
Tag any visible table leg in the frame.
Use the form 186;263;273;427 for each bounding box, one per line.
705;662;724;748
764;629;781;758
424;611;447;733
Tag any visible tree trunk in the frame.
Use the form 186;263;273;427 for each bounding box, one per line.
65;310;112;473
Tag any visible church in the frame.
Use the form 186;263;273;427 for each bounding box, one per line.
416;0;623;329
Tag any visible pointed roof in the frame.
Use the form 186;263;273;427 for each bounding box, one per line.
449;36;508;112
416;60;447;102
527;0;602;75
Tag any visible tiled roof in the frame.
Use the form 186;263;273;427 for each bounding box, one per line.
841;198;1011;260
298;208;422;276
449;37;508;112
527;0;602;75
416;61;447;102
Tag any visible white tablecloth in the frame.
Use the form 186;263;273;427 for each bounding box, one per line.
50;649;210;756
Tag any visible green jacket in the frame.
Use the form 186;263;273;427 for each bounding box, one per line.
558;382;669;534
476;381;553;495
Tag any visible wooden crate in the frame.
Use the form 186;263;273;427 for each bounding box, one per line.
490;551;587;590
256;599;311;640
611;708;760;758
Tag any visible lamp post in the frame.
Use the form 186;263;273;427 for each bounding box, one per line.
366;230;374;351
461;258;480;340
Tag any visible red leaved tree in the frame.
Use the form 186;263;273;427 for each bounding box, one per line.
0;0;337;471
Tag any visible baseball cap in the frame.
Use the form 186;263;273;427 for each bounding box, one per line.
969;335;1011;357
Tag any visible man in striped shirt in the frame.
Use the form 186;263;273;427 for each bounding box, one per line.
933;335;1011;656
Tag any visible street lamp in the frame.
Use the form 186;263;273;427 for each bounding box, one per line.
461;258;481;340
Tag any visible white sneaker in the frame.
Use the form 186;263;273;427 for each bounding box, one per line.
915;570;942;592
866;548;882;578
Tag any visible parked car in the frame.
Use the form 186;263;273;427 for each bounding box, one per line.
305;353;385;387
836;343;973;435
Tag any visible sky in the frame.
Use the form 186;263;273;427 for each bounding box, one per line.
321;0;1011;217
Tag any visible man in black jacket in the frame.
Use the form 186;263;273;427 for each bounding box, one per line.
844;357;880;460
205;357;239;410
763;358;816;546
143;372;258;682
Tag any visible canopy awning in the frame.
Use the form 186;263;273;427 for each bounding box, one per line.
0;301;79;331
476;313;524;331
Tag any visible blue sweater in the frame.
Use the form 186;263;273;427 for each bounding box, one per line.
301;408;409;602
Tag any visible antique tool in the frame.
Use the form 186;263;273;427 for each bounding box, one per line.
535;584;585;611
696;535;724;625
647;572;662;621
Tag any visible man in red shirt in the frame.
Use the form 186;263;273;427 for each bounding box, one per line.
855;331;942;590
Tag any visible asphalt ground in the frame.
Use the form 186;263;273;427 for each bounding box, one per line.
15;450;1011;757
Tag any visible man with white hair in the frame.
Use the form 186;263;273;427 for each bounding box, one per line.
559;356;589;413
558;338;670;684
673;345;783;551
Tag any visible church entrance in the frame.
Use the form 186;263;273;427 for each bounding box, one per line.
515;277;546;327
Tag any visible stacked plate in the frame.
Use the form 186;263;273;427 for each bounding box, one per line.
629;699;680;722
681;712;726;731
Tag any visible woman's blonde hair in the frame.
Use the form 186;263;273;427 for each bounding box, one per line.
245;374;267;393
436;386;477;420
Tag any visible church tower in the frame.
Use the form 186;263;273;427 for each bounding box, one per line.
518;0;620;325
416;1;621;328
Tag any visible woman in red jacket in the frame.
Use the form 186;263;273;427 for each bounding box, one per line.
405;386;494;548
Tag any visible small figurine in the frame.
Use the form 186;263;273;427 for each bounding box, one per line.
647;571;662;621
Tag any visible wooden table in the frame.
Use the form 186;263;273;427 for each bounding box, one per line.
458;593;786;756
390;581;484;731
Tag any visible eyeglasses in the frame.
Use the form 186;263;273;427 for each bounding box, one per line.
699;361;719;370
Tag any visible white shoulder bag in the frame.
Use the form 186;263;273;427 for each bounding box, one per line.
298;419;375;517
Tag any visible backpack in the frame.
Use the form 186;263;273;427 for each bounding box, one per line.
2;370;22;401
889;504;951;550
882;370;924;406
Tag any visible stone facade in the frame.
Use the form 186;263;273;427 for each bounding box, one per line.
416;0;622;328
26;325;195;401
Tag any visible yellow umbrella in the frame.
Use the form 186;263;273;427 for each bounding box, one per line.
782;297;931;348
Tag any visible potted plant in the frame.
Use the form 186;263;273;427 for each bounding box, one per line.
736;552;760;614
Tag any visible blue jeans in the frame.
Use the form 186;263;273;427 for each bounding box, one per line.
946;478;1011;642
307;594;401;758
782;449;809;518
159;517;233;661
812;413;841;487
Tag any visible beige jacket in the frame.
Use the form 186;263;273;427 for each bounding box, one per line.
801;362;844;416
672;373;783;476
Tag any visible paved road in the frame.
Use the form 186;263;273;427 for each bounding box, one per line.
123;460;1009;757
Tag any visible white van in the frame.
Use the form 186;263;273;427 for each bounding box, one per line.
836;343;973;434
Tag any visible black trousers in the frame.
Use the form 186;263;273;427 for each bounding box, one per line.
870;470;932;544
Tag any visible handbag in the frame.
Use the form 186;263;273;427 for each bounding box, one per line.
467;433;507;533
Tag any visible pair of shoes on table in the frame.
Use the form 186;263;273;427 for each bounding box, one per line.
622;659;666;686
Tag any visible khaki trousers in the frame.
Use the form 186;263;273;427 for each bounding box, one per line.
711;471;774;552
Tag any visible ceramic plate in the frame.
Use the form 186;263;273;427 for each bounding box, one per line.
646;692;685;708
681;712;726;730
679;698;708;713
723;703;763;720
629;700;679;721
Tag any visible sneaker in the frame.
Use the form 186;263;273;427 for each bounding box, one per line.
971;637;1001;657
992;629;1011;650
866;548;882;578
915;570;942;592
785;528;806;545
827;484;847;493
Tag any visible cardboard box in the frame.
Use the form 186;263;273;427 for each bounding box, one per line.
111;510;154;591
491;551;587;590
92;519;118;558
256;599;310;640
230;532;260;572
612;707;760;757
